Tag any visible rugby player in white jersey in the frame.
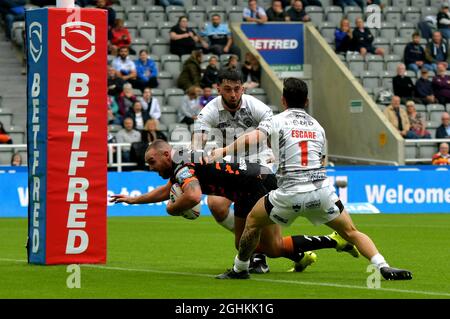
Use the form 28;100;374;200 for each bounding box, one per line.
213;78;412;280
192;69;275;273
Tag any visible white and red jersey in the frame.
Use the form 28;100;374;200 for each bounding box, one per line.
258;108;329;192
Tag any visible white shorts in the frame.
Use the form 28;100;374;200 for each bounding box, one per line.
267;184;342;226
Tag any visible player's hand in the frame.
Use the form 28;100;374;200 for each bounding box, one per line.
166;201;179;216
109;194;134;204
210;147;226;162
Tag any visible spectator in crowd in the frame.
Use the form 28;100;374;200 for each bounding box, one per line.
334;0;364;11
1;0;25;40
406;100;431;139
415;68;438;104
243;0;268;24
199;14;241;57
169;16;200;57
432;62;450;104
393;63;416;104
178;86;202;125
241;52;261;89
117;83;138;116
10;152;22;166
383;95;415;139
177;49;203;91
404;32;433;73
431;142;450;165
134;49;158;91
199;86;215;108
112;46;137;83
96;0;115;40
115;117;141;163
352;17;384;57
126;101;150;131
287;0;311;22
335;18;353;54
266;0;290;22
108;95;122;125
138;87;161;121
108;65;125;97
159;0;184;7
144;118;167;143
0;122;12;144
436;112;450;138
224;54;240;71
201;55;220;89
437;3;450;40
425;31;448;72
110;19;132;56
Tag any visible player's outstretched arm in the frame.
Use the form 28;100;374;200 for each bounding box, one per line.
211;129;267;161
109;181;172;205
167;180;202;216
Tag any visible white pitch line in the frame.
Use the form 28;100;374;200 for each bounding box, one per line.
1;258;450;297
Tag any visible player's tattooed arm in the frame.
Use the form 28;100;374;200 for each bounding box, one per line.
238;226;262;262
110;181;172;204
211;129;267;161
167;180;202;215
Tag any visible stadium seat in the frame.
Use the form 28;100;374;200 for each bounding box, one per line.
120;0;135;7
147;6;167;23
188;6;207;26
405;144;418;159
166;5;186;24
411;0;427;8
0;110;13;126
157;72;174;91
384;6;402;25
151;38;170;56
403;7;421;25
392;0;409;7
427;104;446;122
425;120;440;138
391;38;409;56
0;150;12;165
344;6;362;22
361;70;380;89
112;4;124;14
165;88;185;107
131;38;149;54
124;21;138;38
347;54;365;74
181;54;191;64
126;6;145;22
138;21;158;44
217;0;236;8
379;22;397;40
227;6;244;23
430;0;442;8
397;21;416;39
208;6;226;21
305;6;324;25
418;144;437;159
414;103;427;120
384;54;402;71
162;55;182;79
137;0;154;6
366;54;385;72
446;103;450;113
160;106;178;125
151;88;165;103
133;89;142;97
373;37;390;54
320;21;337;41
421;7;438;19
197;0;215;8
325;6;343;25
158;22;173;41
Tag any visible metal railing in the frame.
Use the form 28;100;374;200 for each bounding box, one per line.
327;154;400;166
404;138;450;164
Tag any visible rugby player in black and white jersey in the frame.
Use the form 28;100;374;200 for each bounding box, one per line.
213;78;412;280
191;69;275;273
110;140;360;272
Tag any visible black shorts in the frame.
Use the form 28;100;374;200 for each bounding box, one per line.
234;174;278;219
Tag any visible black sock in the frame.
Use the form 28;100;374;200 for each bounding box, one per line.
286;235;337;262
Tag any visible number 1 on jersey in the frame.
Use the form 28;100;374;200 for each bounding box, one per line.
299;141;308;166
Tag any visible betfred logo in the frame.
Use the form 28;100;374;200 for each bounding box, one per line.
248;38;298;50
29;22;42;63
61;22;96;63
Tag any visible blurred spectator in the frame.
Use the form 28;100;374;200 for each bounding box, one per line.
406;100;431;138
334;0;364;10
404;32;433;73
159;0;184;7
0;122;12;144
178;86;202;125
199;14;241;57
383;95;415;139
134;49;158;91
107;65;125;97
432;62;450;104
352;17;384;57
96;0;115;40
108;95;122;125
415;68;437;104
177;49;203;91
436;112;450;138
224;54;240;71
115;117;141;163
201;55;220;89
393;63;416;104
117;83;138;116
199;87;215;108
110;19;132;56
241;52;261;89
266;0;290;22
144;119;167;143
170;16;200;57
138;87;161;121
1;0;25;40
10;152;22;166
243;0;268;24
437;3;450;40
126;101;150;131
335;18;353;54
425;31;448;72
287;0;311;22
431;142;450;165
112;46;137;83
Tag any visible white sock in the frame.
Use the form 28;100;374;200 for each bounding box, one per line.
370;253;389;269
219;208;235;232
233;255;250;273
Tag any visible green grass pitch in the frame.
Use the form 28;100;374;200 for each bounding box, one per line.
0;214;449;298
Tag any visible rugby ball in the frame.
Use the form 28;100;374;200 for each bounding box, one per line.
169;183;201;220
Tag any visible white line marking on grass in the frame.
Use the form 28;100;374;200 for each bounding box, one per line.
2;258;449;297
